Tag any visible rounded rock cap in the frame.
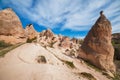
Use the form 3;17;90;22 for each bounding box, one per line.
100;11;103;15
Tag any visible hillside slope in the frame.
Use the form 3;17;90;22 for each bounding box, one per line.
0;43;109;80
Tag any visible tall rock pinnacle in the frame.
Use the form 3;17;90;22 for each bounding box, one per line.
79;11;116;72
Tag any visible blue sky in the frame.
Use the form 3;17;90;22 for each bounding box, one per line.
0;0;120;38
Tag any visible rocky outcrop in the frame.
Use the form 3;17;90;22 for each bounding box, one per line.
39;29;54;38
59;36;71;48
25;24;37;39
37;29;58;48
0;8;26;44
71;38;79;44
79;11;116;72
37;29;80;57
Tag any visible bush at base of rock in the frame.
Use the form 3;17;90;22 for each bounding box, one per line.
0;40;12;49
26;37;36;43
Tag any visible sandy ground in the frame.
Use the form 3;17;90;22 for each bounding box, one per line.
0;43;109;80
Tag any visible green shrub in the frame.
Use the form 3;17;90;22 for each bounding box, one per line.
0;43;23;57
80;72;96;80
112;41;115;46
64;61;75;68
112;73;120;80
79;39;84;44
26;37;36;43
48;41;56;48
0;41;12;49
84;60;101;72
36;55;47;63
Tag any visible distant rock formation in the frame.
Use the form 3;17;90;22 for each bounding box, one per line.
37;29;57;46
78;11;116;72
0;8;26;44
71;38;79;44
112;33;120;43
112;33;120;60
39;29;54;38
59;36;71;48
37;29;80;57
25;24;37;39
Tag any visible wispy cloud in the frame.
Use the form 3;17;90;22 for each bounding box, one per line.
0;0;120;35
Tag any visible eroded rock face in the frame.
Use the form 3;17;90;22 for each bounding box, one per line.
79;11;116;72
39;29;54;38
25;24;37;39
59;36;71;48
0;8;25;37
37;29;80;57
37;29;57;48
0;8;26;44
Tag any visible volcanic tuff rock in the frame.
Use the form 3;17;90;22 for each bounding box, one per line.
0;8;26;44
25;24;37;39
37;29;80;57
79;11;116;72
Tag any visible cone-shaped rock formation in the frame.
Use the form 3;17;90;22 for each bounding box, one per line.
79;11;116;72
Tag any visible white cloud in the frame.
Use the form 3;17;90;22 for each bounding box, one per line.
75;35;85;39
1;0;120;33
103;1;120;33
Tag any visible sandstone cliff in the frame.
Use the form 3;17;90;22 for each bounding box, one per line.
79;11;116;72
